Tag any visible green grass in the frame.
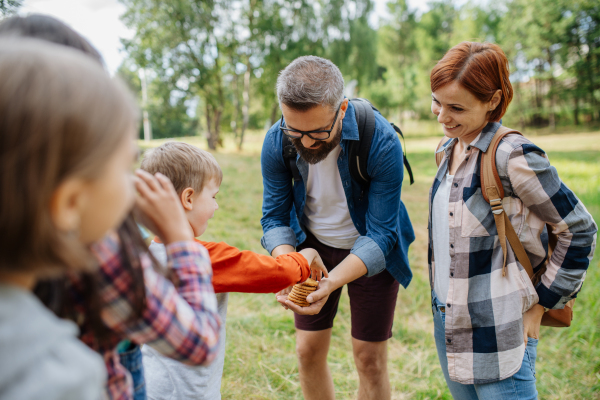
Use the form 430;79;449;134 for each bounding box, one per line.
141;130;600;399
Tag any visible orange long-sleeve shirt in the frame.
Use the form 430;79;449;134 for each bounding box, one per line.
154;237;311;294
197;240;310;293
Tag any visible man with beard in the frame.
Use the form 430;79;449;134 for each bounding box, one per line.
260;56;415;400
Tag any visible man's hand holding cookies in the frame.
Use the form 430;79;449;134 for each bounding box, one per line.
276;277;331;315
275;248;330;315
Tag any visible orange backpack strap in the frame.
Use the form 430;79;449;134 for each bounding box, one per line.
435;136;451;167
480;126;534;278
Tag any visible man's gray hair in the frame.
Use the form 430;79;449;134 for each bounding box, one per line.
277;56;345;112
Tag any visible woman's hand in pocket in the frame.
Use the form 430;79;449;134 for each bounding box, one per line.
523;303;545;345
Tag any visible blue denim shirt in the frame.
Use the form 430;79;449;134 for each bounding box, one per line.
260;101;415;288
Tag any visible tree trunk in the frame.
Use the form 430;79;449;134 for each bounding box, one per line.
573;96;579;125
239;59;251;151
548;52;556;131
586;45;596;122
214;108;223;148
231;70;239;140
205;103;222;150
270;102;279;126
549;91;556;131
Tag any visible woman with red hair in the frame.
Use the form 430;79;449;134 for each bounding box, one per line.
427;41;596;398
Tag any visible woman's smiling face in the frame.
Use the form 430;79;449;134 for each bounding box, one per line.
431;81;498;143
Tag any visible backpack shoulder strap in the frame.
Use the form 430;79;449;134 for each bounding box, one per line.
480;126;534;278
391;123;415;185
349;98;415;186
435;136;451;167
281;134;301;183
480;126;519;203
349;98;375;187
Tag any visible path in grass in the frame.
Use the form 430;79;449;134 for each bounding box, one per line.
144;130;600;399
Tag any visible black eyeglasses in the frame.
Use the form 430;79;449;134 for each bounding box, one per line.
280;104;342;141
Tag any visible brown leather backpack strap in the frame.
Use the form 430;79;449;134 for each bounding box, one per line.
435;136;450;167
480;126;516;202
480;126;534;277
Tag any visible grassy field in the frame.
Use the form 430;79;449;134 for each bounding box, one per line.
141;129;600;399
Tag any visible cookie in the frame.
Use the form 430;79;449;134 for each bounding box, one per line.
288;296;310;307
301;278;319;287
289;300;311;307
288;293;307;303
292;287;315;295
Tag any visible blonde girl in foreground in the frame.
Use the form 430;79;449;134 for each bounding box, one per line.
0;39;139;399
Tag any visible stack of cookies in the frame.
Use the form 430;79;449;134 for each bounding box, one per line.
287;278;319;307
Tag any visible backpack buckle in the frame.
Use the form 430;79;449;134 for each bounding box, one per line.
490;198;504;214
283;145;297;158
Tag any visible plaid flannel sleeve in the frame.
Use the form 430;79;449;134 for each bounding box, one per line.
507;143;597;309
94;235;221;365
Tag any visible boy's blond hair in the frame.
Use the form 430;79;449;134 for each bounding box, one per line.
140;142;222;194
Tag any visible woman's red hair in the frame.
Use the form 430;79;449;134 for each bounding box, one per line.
430;42;513;122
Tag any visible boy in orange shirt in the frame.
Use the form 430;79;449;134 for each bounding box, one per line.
139;142;326;400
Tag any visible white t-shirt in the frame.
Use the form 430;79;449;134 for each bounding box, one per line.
143;241;229;400
432;173;453;304
302;145;360;249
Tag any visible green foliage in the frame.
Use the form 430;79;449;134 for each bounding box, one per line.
0;0;21;16
120;0;600;145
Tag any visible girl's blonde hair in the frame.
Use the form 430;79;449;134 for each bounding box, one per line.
0;38;138;274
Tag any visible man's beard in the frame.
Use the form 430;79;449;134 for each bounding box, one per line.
291;123;342;165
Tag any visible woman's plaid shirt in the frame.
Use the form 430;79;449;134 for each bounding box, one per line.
78;233;221;400
428;122;597;384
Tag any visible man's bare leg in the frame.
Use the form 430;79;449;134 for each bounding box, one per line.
296;328;335;400
352;338;391;400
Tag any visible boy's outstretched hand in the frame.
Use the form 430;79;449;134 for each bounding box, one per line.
133;169;194;244
298;248;328;281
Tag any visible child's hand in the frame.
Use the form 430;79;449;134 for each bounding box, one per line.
275;286;293;310
133;169;194;244
298;248;329;281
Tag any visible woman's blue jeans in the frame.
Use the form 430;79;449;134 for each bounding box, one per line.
119;343;147;400
432;291;539;399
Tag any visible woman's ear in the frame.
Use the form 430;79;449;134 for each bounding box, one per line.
49;177;87;234
180;187;195;211
490;89;502;111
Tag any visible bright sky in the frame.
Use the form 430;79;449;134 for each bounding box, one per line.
20;0;133;73
19;0;428;74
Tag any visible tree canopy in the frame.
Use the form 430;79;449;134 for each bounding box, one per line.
119;0;600;147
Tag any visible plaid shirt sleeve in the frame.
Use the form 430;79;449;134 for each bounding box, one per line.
93;233;221;366
505;140;598;309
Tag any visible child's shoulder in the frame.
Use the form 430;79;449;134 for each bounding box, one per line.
0;285;106;399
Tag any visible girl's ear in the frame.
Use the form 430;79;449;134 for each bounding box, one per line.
180;187;195;211
49;177;87;234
